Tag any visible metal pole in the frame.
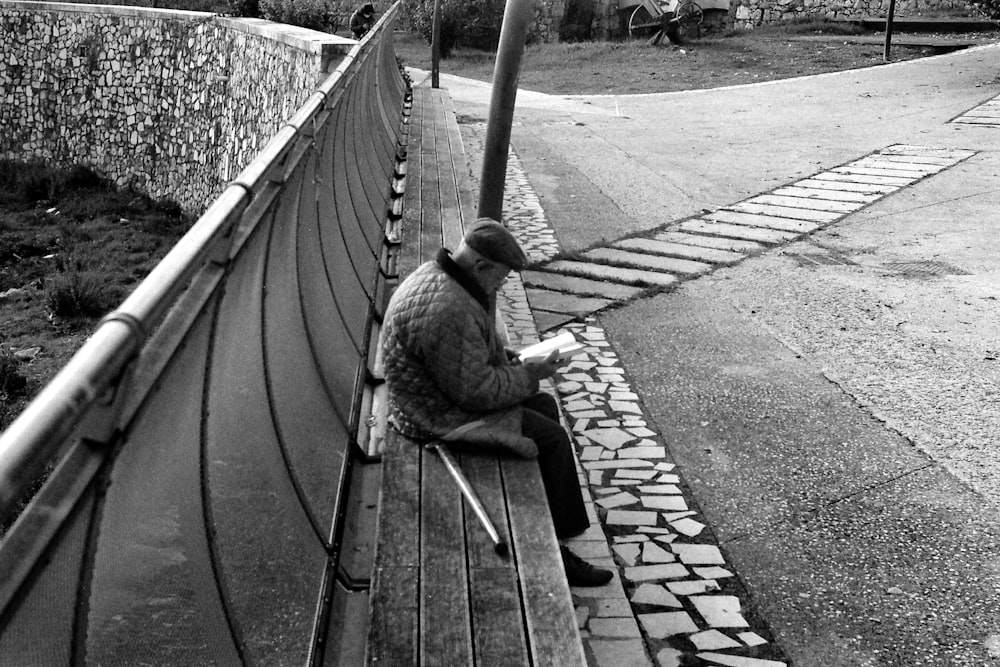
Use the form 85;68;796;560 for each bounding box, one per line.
883;0;897;62
431;0;441;88
476;0;537;221
429;442;509;556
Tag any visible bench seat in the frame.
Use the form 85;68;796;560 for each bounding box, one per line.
365;84;585;666
366;430;585;665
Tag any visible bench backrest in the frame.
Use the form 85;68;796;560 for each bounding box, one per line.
0;6;408;664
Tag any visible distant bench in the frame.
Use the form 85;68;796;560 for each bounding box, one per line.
365;86;586;665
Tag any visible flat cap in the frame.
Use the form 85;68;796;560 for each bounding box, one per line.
464;217;528;270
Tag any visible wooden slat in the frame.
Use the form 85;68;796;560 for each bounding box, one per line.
503;458;587;666
469;566;531;667
435;90;465;252
366;565;419;665
418;90;443;265
420;447;474;665
373;431;420;568
397;87;424;279
442;92;477;234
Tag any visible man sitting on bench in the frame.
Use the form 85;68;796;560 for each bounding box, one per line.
380;217;613;587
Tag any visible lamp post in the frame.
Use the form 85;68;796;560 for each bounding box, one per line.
477;0;537;222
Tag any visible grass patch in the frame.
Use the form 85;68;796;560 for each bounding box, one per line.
394;25;956;95
0;161;190;431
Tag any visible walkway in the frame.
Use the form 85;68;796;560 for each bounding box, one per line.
416;41;1000;666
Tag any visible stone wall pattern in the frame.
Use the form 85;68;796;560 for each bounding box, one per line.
531;0;969;39
0;2;353;214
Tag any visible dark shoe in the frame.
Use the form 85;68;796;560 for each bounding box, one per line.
561;546;613;587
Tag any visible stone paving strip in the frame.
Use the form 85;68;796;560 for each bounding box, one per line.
522;145;976;323
494;142;976;666
950;92;1000;127
497;147;796;667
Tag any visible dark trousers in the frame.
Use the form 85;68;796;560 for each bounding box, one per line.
521;392;589;540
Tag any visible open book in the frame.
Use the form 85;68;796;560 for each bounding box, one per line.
517;332;584;364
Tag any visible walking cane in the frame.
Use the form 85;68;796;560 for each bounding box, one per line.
428;442;509;557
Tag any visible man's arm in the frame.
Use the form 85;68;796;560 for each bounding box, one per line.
423;309;545;411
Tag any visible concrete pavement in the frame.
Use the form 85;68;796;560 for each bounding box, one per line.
417;42;1000;666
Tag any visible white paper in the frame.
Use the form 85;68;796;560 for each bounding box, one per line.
517;332;584;364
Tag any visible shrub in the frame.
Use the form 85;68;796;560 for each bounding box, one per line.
258;0;342;32
404;0;505;57
0;349;28;399
970;0;1000;18
45;271;118;319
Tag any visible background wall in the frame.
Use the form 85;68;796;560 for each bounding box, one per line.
0;1;356;213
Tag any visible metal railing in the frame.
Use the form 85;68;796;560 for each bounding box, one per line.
0;5;408;664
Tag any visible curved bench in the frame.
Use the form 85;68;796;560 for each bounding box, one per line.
0;9;407;665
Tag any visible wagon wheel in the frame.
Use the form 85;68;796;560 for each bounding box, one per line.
675;0;703;39
628;5;660;37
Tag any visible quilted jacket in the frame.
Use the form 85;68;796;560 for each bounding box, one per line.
381;249;543;446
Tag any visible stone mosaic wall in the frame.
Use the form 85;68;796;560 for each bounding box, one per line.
533;0;968;40
732;0;968;27
0;1;355;214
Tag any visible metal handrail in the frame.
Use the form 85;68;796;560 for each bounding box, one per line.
0;4;398;519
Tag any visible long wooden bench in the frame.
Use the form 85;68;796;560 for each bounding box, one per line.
365;86;586;666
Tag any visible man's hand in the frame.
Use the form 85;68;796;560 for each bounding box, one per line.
523;349;560;379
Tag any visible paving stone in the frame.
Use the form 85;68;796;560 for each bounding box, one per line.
669;517;706;536
618;445;666;459
614;469;659;480
655;230;765;253
672;543;725;565
706;208;820;233
852;158;932;176
641;496;689;511
589;617;642;638
584;247;712;276
772;185;879;203
613;543;641;565
613;237;745;265
642;541;676;563
640;484;682;494
576;605;591;629
609;400;644;414
631;583;683;607
679;220;798;244
666;580;720;595
637;611;699;638
624;564;690;581
656;647;686;667
595;598;635;617
695;652;787;667
533;309;578;334
747;194;859;214
820;169;911;186
583;427;636;449
794;176;898;195
730;200;841;223
694;567;734;579
582;460;655;470
614;534;649;543
597;491;639;509
690;629;743;651
588;639;651;667
542;260;679;288
738;631;768;647
690;595;750;628
606;510;660;526
525;287;615;316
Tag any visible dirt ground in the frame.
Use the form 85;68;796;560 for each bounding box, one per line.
393;26;998;95
2;26;996;432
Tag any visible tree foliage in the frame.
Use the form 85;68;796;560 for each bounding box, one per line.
403;0;505;57
969;0;1000;18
